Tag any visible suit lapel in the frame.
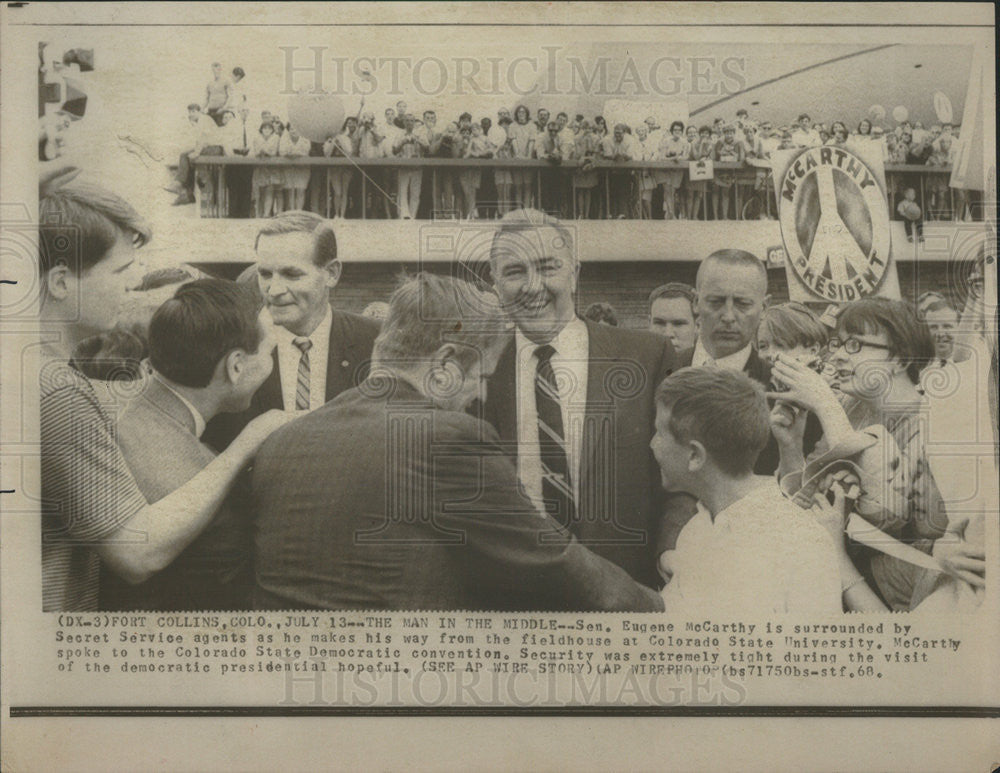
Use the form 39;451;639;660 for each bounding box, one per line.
580;320;613;507
485;334;518;447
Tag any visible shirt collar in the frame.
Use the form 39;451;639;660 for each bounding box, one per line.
691;338;753;372
515;315;588;361
275;303;333;350
154;373;206;438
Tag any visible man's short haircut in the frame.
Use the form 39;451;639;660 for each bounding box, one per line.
736;109;748;117
254;210;337;266
924;299;959;319
583;302;618;326
649;282;696;312
149;279;265;389
459;112;472;122
423;110;435;118
556;112;568;120
656;367;771;476
39;180;151;276
798;113;810;121
232;66;245;78
757;301;829;350
373;272;506;372
187;103;201;112
695;249;767;291
489;208;575;271
837;297;936;385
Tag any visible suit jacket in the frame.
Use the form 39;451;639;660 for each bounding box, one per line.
479;320;678;589
202;308;381;452
100;377;253;610
251;377;662;612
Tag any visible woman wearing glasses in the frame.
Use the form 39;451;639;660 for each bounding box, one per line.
769;298;982;610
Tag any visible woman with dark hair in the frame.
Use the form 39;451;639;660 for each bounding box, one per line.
508;104;535;209
770;298;968;611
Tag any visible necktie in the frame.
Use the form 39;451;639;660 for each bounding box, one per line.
293;337;312;410
535;344;575;527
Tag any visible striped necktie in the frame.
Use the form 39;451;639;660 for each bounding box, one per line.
534;344;575;527
293;337;312;410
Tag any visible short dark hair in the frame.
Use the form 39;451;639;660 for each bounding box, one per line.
72;324;148;382
836;298;936;385
656;367;770;475
187;103;201;112
670;120;685;133
39;181;151;276
149;279;265;388
232;66;245;78
583;302;619;326
649;282;696;311
255;210;338;266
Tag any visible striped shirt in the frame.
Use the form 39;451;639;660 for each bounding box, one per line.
40;361;147;611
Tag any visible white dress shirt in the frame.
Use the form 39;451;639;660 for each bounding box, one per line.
514;317;589;512
274;304;333;411
154;374;206;438
691;338;753;372
660;482;842;615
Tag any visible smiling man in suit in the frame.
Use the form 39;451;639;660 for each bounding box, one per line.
481;209;678;589
202;211;381;450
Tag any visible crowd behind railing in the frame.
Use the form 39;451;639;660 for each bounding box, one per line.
174;64;978;225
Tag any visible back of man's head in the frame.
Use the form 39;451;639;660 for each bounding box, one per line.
656;367;770;476
149;279;264;388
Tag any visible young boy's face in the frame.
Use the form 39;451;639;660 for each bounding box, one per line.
62;231;144;338
904;189;917;201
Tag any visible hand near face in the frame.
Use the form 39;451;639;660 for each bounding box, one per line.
767;353;837;413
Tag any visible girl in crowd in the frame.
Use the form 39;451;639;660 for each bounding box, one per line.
826;121;849;147
769;298;978;611
658;120;689;220
571;120;599;219
493;115;514;216
593;115;608;138
679;124;700;219
461;122;492;219
634;124;655;219
509;105;536;210
251;120;281;218
325;116;359;219
712;124;744;220
926;132;955;220
687;125;714;220
278;123;312;212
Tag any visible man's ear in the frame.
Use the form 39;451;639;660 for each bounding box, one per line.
44;265;71;301
688;439;708;473
323;260;342;289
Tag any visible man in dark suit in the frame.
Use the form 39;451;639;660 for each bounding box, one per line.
251;272;662;612
202;211;380;451
103;279;282;610
480;209;678;590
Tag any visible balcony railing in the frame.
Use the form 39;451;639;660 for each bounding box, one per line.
191;155;962;222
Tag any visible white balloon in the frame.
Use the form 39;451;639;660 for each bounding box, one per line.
933;91;953;124
287;94;347;144
892;105;909;123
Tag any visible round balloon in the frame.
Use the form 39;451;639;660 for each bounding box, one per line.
892;105;909;123
900;200;922;221
932;91;953;124
868;104;886;122
287;94;346;144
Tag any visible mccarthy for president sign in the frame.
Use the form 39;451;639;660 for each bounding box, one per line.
777;146;892;302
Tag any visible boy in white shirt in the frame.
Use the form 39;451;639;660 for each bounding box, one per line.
651;367;842;615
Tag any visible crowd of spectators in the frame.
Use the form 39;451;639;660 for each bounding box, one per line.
170;68;975;223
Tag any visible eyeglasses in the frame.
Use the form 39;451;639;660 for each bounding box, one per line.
828;336;893;355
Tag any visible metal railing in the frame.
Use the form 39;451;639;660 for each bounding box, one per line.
191;155;961;221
